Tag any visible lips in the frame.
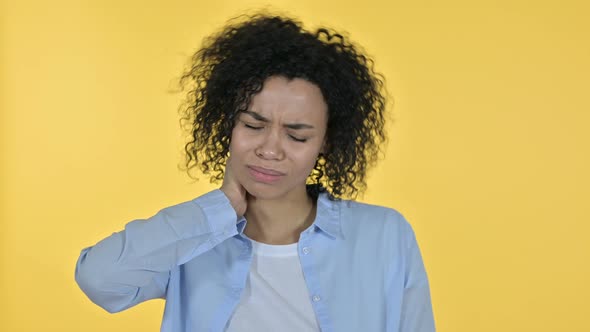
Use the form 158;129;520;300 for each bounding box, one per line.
248;166;286;176
247;165;285;183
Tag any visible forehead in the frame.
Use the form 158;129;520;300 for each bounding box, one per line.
248;76;328;121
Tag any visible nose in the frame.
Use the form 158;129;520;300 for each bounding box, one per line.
254;129;284;160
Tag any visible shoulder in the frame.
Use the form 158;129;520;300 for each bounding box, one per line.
338;199;410;228
335;199;415;247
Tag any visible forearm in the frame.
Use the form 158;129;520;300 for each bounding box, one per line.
74;189;238;313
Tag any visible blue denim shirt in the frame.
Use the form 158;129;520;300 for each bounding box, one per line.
75;189;435;331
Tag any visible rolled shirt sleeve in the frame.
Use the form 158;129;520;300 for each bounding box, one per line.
74;189;238;313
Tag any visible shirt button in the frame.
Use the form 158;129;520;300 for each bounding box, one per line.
302;247;311;255
312;295;321;302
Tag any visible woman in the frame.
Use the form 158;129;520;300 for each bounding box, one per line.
75;14;435;331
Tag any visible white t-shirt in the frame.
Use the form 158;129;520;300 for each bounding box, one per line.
225;237;321;331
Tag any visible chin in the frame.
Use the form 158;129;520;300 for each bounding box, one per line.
244;183;281;200
243;180;295;200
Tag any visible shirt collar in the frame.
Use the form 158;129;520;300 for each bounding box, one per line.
234;191;343;240
313;192;343;239
236;216;247;234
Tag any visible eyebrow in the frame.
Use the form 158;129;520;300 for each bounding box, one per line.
240;110;315;130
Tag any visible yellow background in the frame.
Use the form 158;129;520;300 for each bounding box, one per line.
2;0;589;331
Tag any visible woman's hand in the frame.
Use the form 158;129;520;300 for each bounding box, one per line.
220;156;248;217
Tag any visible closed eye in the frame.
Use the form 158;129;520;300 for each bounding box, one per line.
289;135;307;143
242;121;308;142
243;123;263;130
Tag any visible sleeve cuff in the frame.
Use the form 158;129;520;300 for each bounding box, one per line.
193;189;239;235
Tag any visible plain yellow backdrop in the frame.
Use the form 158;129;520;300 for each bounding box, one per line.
2;0;589;331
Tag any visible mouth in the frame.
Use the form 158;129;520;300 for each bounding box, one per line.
247;166;285;183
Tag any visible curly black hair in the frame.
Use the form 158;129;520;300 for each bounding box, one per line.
179;13;387;200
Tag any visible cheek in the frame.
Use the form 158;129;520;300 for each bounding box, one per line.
290;147;321;173
229;128;251;154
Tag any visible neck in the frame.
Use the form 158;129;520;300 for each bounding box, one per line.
244;187;316;245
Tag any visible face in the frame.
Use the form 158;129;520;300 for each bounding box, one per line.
228;76;328;201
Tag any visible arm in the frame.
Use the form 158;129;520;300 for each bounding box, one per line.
74;190;238;313
399;222;436;331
